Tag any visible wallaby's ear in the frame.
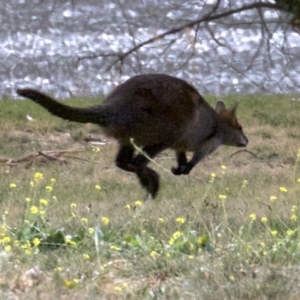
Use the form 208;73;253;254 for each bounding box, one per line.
215;101;226;114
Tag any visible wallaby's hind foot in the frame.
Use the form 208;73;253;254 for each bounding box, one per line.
115;144;161;198
136;167;160;199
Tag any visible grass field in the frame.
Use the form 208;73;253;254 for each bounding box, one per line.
1;93;300;299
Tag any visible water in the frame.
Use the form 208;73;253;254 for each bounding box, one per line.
2;0;300;99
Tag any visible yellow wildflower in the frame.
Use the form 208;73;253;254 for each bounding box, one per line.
172;231;182;240
101;217;109;225
32;238;41;246
93;147;101;153
249;213;256;221
83;253;90;260
176;217;185;224
150;250;158;258
291;214;298;221
279;187;287;193
260;242;265;248
4;245;11;252
9;183;16;188
261;217;268;223
197;236;206;245
242;179;249;186
209;173;216;183
39;199;48;206
95;184;101;190
30;206;39;214
64;280;77;288
1;236;11;244
65;239;77;246
45;186;53;191
135;200;142;207
24;249;31;255
0;225;7;237
110;245;121;251
34;172;43;181
22;240;31;249
219;194;227;200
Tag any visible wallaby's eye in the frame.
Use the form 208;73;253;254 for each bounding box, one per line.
231;118;242;130
236;123;242;130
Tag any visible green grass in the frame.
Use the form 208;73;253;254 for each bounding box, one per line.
1;94;300;299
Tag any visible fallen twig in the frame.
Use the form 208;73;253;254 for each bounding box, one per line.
0;148;87;167
228;149;258;159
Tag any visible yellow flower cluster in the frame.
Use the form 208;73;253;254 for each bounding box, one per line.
169;231;182;245
0;226;11;252
176;217;185;224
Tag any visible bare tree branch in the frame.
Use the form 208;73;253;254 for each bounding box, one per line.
115;0;143;74
99;2;281;71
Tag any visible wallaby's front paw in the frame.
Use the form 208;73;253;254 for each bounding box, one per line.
171;165;190;175
171;166;182;175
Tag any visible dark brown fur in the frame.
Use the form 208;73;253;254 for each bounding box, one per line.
17;74;248;198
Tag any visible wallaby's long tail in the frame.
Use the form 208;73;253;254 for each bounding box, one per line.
17;88;110;126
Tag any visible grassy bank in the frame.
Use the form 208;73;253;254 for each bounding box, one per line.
0;94;300;299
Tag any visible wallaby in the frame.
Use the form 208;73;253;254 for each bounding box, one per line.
17;73;248;198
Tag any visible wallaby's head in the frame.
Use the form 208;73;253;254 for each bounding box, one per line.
215;101;248;147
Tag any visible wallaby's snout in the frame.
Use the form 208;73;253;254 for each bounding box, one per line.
240;135;248;147
236;131;248;147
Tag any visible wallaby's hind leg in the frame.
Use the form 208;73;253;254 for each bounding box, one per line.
136;167;159;200
132;143;168;199
115;144;135;172
115;143;167;199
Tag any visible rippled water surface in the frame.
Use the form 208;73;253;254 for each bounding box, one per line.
2;1;300;99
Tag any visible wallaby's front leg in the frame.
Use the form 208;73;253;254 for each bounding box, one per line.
171;151;188;175
172;150;207;175
171;138;221;176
